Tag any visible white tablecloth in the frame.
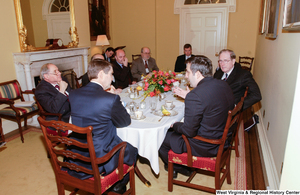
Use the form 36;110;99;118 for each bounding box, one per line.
117;90;184;174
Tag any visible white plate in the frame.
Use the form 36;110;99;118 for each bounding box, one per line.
153;110;178;117
131;115;146;120
163;104;175;110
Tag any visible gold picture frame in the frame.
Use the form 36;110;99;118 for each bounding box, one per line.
14;0;79;52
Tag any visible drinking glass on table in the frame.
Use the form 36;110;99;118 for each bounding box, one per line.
150;100;157;113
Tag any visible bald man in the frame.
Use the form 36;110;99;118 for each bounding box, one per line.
131;47;159;81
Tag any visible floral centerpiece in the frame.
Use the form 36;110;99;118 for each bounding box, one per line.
142;70;178;99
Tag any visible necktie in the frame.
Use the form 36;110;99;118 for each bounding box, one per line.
55;84;68;97
224;73;228;81
145;61;149;73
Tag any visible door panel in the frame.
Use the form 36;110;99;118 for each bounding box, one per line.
181;9;228;72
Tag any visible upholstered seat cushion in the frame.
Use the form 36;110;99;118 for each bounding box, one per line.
0;104;38;117
63;164;134;194
168;150;216;171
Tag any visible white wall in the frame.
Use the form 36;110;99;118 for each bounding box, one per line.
279;54;300;189
254;0;300;189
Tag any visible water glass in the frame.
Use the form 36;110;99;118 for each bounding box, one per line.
150;101;157;113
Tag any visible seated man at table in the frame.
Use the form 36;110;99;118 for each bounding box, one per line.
66;59;138;194
159;56;235;178
174;43;194;73
35;63;71;123
112;49;136;89
81;53;104;87
102;47;114;62
131;47;159;81
214;49;262;131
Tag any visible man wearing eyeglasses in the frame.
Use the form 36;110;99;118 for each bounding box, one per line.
131;47;159;81
214;49;262;131
35;63;71;123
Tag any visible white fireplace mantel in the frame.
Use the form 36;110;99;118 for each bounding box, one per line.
13;47;89;92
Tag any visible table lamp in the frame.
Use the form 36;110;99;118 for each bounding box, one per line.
96;35;110;53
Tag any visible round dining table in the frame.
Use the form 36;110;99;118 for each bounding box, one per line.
117;89;185;176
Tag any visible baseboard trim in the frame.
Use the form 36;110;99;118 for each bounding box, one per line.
254;104;280;190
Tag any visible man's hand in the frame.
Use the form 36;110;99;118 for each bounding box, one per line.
123;57;128;67
173;86;190;99
58;80;68;94
107;85;122;94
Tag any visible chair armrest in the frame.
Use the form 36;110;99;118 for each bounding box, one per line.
95;142;127;180
0;98;14;105
22;90;34;94
182;134;223;167
40;110;62;121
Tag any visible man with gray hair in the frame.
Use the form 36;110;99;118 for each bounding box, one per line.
34;63;71;123
131;47;159;81
159;55;234;178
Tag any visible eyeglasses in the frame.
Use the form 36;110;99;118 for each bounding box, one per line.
48;70;61;76
218;59;231;64
143;52;151;55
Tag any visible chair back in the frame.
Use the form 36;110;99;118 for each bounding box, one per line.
132;54;141;61
61;70;80;89
38;117;134;194
0;80;23;101
38;117;103;193
239;56;254;71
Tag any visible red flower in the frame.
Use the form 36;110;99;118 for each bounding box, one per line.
172;72;176;77
149;91;155;97
144;86;148;91
165;72;170;77
158;80;163;85
170;78;175;82
164;86;170;91
145;82;149;87
166;79;171;85
155;74;158;78
158;70;163;76
152;70;157;74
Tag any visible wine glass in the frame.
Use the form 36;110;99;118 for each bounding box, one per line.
150;100;157;113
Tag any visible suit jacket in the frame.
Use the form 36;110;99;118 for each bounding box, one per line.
112;61;133;89
214;63;262;110
131;57;159;81
34;78;71;123
171;77;235;157
174;54;195;72
66;82;138;179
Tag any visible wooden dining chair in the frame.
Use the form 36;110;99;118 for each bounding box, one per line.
61;70;81;89
167;97;245;194
239;56;254;71
230;87;248;157
132;54;141;61
38;117;135;195
0;80;39;143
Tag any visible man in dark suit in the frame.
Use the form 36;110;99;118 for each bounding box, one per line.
112;49;135;89
159;56;235;178
66;59;138;193
102;47;114;62
214;49;262;130
174;43;194;72
35;63;71;123
131;47;159;81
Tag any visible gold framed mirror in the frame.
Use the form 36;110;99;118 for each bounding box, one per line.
14;0;79;52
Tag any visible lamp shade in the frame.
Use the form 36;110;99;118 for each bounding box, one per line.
96;35;110;46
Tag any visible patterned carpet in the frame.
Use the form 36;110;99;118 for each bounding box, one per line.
0;126;246;194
